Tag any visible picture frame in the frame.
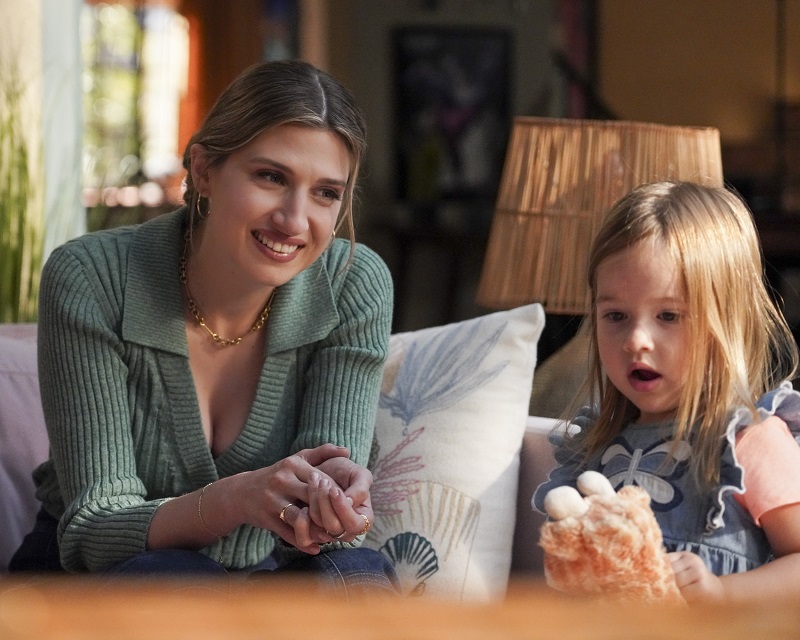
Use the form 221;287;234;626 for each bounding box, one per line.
392;27;512;209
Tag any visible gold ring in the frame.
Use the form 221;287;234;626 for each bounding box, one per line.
357;514;371;536
326;530;347;540
279;503;294;523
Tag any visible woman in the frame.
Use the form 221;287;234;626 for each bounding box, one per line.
11;60;397;594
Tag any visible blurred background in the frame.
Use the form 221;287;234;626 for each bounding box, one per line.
3;0;799;362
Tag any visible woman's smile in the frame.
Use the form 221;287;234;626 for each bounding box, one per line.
252;230;301;257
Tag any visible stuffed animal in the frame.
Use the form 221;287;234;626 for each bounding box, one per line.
539;471;684;605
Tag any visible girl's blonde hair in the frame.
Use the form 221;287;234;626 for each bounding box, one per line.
579;181;798;486
182;59;367;254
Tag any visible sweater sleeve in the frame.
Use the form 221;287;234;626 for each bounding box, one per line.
288;244;394;468
272;244;393;561
37;242;167;572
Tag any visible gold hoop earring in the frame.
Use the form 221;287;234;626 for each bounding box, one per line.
196;196;210;220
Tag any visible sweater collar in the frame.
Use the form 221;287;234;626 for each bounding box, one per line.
266;256;340;354
121;208;340;356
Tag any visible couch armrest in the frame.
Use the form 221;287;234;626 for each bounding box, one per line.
0;323;48;571
510;417;561;576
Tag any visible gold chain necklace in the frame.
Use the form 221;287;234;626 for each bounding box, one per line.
179;239;277;347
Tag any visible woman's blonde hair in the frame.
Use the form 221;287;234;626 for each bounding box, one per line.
182;59;367;253
578;181;798;486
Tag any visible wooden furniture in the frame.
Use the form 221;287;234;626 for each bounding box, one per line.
2;578;800;639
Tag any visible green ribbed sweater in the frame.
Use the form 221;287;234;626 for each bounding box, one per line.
32;209;393;572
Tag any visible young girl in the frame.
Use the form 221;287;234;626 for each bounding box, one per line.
533;180;800;605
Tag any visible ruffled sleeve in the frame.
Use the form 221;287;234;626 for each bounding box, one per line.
531;405;598;514
709;381;800;534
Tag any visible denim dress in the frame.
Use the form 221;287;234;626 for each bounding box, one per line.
533;382;800;576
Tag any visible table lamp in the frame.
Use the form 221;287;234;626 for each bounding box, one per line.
475;117;724;416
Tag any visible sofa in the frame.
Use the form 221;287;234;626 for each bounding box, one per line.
0;303;565;602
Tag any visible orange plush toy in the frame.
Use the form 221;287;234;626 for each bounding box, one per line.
539;471;684;605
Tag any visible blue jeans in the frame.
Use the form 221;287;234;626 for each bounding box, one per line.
12;508;398;599
105;548;399;599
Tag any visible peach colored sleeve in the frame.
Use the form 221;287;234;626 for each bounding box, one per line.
734;415;800;525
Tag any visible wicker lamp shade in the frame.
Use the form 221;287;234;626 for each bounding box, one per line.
475;117;724;313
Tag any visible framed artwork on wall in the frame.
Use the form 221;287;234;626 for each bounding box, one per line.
392;27;511;220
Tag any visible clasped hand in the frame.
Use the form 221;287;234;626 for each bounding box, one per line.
263;444;374;554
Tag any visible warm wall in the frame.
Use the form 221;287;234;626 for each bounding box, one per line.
325;0;561;225
597;0;800;144
321;0;564;330
178;0;264;143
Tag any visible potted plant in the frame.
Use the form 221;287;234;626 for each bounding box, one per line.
0;56;43;323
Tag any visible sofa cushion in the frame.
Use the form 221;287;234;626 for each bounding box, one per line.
0;324;49;571
363;304;545;601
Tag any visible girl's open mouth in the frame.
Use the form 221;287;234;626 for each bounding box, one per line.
629;367;661;391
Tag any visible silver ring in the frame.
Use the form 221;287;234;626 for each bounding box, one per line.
326;529;347;540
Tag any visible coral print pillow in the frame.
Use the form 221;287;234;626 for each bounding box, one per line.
363;304;544;602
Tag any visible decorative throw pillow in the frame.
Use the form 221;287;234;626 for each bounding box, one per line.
364;303;545;601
